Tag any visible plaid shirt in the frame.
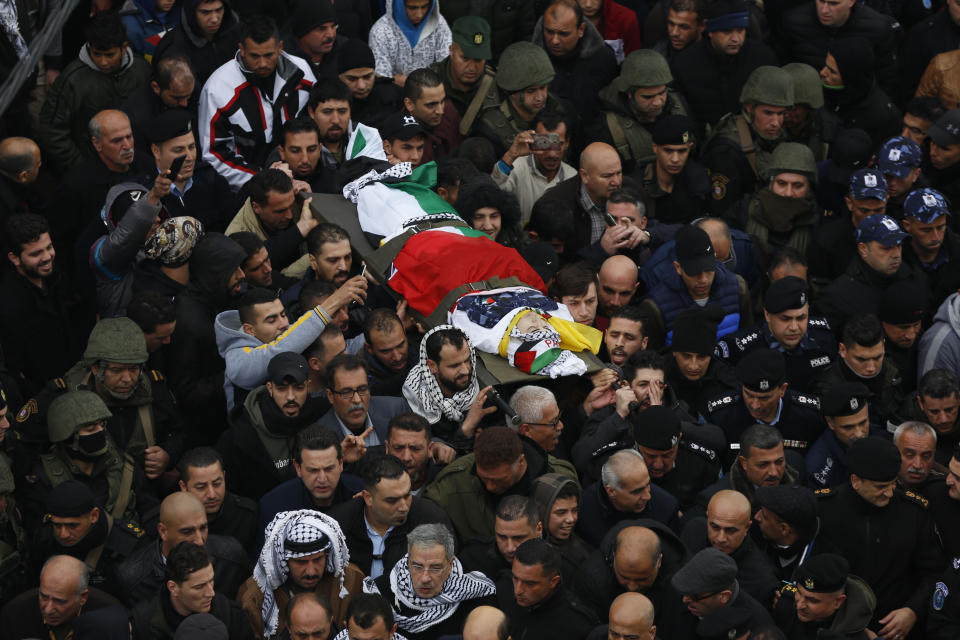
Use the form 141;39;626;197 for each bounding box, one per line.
579;182;606;243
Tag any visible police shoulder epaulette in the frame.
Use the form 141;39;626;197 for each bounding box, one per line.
150;370;165;383
791;393;821;410
903;490;930;508
51;378;67;391
681;439;718;462
123;521;145;538
15;398;38;423
808;317;831;331
779;582;798;595
814;487;834;498
706;393;739;413
732;331;760;352
591;440;629;460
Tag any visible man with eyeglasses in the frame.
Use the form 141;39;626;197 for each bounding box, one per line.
319;354;409;451
17;316;184;484
509;386;565;456
366;523;497;638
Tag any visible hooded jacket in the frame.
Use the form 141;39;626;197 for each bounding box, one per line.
918;293;960;384
530;473;592;583
531;16;618;119
369;0;452;77
37;44;151;174
214;304;333;411
166;233;246;441
574;518;687;623
152;0;242;85
119;0;180;59
224;197;312;278
199;50;316;189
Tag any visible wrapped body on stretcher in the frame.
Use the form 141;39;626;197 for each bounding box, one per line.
340;161;603;377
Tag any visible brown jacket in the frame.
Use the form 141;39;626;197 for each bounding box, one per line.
916;49;960;109
236;562;366;638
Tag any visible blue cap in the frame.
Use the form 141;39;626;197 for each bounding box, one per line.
856;214;908;247
904;188;950;223
877;137;923;179
848;169;888;201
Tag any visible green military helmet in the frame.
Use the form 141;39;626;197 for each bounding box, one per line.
783;63;824;109
615;49;673;92
496;42;555;92
767;142;818;184
83;317;148;365
0;456;12;494
740;65;794;108
47;390;112;443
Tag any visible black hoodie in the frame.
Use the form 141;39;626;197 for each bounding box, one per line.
152;0;243;85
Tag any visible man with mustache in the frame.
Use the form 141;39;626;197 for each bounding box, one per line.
431;17;498;135
306;80;355;170
603;306;648;367
286;0;346;81
274;119;335;195
363;310;416;397
894;421;942;496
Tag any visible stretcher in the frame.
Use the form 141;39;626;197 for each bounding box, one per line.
305;191;605;386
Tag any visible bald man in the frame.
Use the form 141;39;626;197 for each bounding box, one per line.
597;255;640;317
0;555;121;639
463;605;511;640
681;490;779;608
576;523;685;623
586;592;656;640
0;137;41;187
115;492;251;606
536;142;643;263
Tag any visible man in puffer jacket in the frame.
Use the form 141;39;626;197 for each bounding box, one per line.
369;0;452;86
119;0;181;60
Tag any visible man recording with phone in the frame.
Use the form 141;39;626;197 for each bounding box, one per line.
142;109;239;232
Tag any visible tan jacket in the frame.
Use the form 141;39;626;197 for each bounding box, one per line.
916;49;960;109
491;155;577;227
225;198;312;278
236;562;366;638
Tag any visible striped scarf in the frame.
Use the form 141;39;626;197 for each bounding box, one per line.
363;555;496;634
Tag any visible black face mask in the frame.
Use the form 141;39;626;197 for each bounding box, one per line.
76;430;108;457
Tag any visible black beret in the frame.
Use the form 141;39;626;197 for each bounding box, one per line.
652;115;696;146
631;405;682;450
145;109;193;145
672;305;725;355
696;601;753;640
292;0;337;39
671;548;738;594
46;480;96;517
764;276;809;314
846;436;901;481
820;382;871;417
755;485;818;529
735;348;786;392
878;280;928;325
795;553;850;593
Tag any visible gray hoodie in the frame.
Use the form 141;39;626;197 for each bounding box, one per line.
918;293;960;385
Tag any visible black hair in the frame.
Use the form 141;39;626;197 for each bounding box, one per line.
176;447;224;482
280;118;320;147
550;262;597;299
246;168;294;206
4;213;50;256
286;592;333;626
387;412;432;442
86;13;128;50
346;594;395;631
325;353;367;390
361;455;406;491
363;308;403;343
841;313;883;348
403;67;443;102
295;425;343;462
456;137;497;174
669;0;704;18
240;15;280;44
496;495;540;527
425;327;468;362
238;287;280;325
300;280;338;313
228;231;267;264
767;246;808;275
514;538;561;577
919;368;960;400
165;542;212;584
454;175;523;248
607;188;646;214
436;157;479;191
309;78;354;110
608;305;647;326
547;0;584;26
739;424;783;457
306;222;350;256
528;198;575;242
904;96;947;124
304;324;344;363
622;350;664;382
126;290;176;333
532;109;572;138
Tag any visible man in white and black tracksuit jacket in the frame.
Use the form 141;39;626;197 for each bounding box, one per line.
199;17;316;190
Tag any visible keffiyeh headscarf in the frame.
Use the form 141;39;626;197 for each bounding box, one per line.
145;216;204;267
402;325;480;424
254;510;352;637
362;554;496;634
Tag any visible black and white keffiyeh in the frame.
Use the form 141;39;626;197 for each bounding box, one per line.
333;630;408;640
362;554;496;635
254;510;352;638
402;325;480;425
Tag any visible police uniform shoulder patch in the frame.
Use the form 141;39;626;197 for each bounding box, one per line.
791;393;821;410
814;487;834;497
715;341;730;359
734;331;759;351
681;439;718;462
711;174;730;200
16;398;38;423
150;370;165;383
706;393;739;413
903;490;930;508
808;317;831;330
780;583;798;595
934;581;949;611
952;556;960;570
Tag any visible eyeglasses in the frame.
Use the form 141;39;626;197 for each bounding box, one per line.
332;385;371;399
686;590;720;602
527;417;562;430
409;561;448;575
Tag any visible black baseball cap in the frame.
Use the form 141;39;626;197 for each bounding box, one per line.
267;351;309;385
675;225;715;275
380;112;425;141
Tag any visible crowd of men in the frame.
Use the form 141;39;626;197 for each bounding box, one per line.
4;0;960;638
